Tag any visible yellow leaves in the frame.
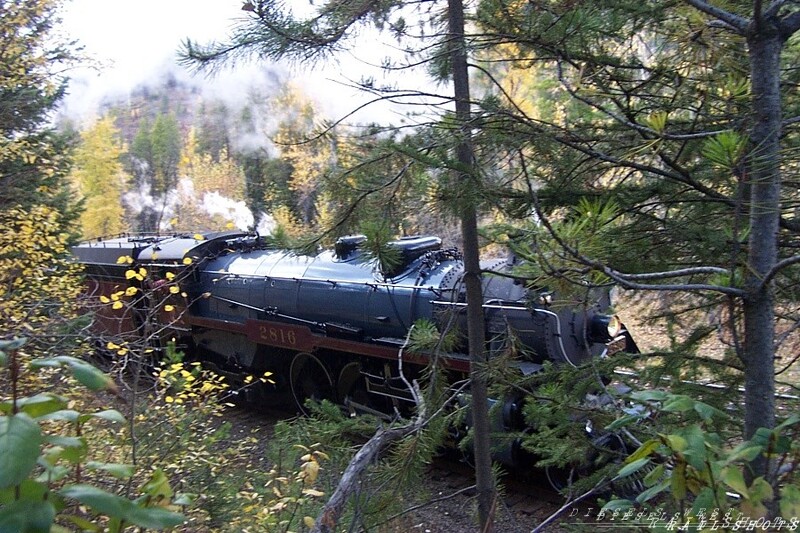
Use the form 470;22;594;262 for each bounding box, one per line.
106;340;128;355
301;459;320;484
169;286;180;294
303;516;316;528
116;255;134;264
125;286;139;296
157;359;229;406
125;267;147;281
164;305;175;312
112;301;123;310
165;272;176;281
182;257;193;265
193;234;205;241
99;295;110;304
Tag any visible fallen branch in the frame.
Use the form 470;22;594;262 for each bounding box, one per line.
311;421;425;533
311;327;428;533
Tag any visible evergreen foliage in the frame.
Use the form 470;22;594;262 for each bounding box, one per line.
0;0;80;224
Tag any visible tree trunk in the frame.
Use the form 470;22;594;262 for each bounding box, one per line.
742;23;782;477
447;0;496;530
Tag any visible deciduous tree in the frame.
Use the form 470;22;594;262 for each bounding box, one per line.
71;116;128;238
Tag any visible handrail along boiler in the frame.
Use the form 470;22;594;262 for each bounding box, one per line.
72;231;636;466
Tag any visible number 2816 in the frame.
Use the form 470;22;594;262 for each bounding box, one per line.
259;326;297;346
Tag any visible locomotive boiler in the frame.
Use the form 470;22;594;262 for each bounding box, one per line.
73;230;635;458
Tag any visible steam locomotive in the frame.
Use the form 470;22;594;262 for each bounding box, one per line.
72;230;636;464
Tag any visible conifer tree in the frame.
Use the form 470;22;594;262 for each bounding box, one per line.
181;1;499;529
0;0;79;221
472;0;800;483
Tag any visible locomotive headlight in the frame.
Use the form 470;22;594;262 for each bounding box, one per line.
589;314;622;343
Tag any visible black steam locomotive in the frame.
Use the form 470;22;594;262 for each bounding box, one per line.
73;230;635;463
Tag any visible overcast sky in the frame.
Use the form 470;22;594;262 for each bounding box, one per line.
57;0;424;125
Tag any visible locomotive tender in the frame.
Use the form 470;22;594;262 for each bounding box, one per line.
73;230;634;458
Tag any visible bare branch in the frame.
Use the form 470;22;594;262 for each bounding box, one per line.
759;254;800;290
517;155;746;297
682;0;750;34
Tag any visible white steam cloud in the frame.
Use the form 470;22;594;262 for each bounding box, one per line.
201;191;253;230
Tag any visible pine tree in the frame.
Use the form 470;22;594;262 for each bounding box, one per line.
473;0;800;483
180;1;499;529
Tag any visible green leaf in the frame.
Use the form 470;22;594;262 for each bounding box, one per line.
626;438;660;463
701;131;746;169
0;350;6;367
601;499;634;512
604;412;645;431
61;514;101;532
141;469;173;501
0;393;68;418
31;357;117;392
636;479;670;504
0;479;52;505
617;457;650;478
725;442;763;464
46;438;88;464
0;338;27;352
749;477;773;502
644;111;668;133
643;463;665;487
671;460;687;501
43;435;84;448
781;484;800;519
78;409;126;425
691;487;716;516
662;395;694;413
85;461;135;479
775;414;800;431
60;485;128;517
34;464;70;483
37;409;80;422
0;413;42;489
664;434;688;452
60;485;184;529
721;466;749;497
693;401;725;422
0;499;55;533
629;390;669;402
172;493;195;506
680;425;709;470
66;360;117;391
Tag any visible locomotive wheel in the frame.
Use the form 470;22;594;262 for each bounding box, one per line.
337;362;392;418
290;352;335;415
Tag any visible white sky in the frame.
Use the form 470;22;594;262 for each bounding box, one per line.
57;0;425;126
